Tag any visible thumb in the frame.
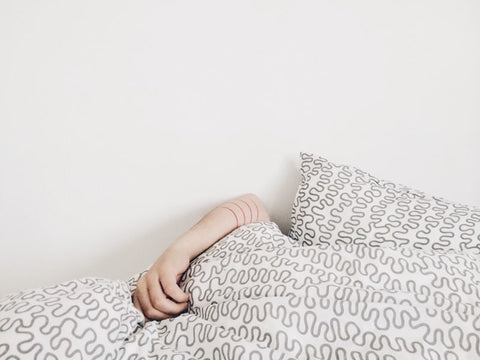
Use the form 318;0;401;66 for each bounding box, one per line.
162;277;189;303
176;272;186;283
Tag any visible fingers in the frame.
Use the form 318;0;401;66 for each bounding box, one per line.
146;275;188;315
133;292;141;312
134;276;170;320
133;274;189;321
161;276;189;303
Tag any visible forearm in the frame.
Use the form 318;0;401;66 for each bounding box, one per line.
134;193;269;320
166;193;270;260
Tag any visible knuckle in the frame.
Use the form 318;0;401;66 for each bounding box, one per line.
163;283;174;293
151;298;163;309
146;273;157;283
144;308;156;319
137;285;146;296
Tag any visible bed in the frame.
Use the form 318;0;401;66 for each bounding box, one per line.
1;153;480;360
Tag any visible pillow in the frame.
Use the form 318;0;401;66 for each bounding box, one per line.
289;152;480;253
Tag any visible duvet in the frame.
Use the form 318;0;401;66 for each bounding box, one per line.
1;222;480;360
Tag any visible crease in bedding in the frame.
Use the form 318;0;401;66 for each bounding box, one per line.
1;221;480;359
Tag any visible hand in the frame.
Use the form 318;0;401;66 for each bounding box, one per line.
133;247;190;320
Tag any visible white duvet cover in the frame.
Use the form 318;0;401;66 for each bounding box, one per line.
1;222;480;359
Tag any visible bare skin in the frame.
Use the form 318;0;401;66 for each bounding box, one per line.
132;193;270;321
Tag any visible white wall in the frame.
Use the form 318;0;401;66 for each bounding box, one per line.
1;0;479;297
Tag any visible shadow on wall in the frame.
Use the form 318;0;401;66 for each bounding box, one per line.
268;156;301;235
80;158;301;281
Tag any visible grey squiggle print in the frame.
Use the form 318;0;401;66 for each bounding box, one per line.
125;222;480;359
2;222;480;359
290;153;480;253
0;278;143;359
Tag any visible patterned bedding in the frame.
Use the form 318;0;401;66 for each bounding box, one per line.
2;222;480;359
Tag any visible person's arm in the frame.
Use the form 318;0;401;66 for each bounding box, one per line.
133;193;270;320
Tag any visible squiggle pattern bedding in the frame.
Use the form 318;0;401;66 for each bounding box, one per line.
2;222;480;359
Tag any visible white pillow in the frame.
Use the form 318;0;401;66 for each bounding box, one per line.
289;152;480;253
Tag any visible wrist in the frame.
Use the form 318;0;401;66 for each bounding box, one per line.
165;240;196;261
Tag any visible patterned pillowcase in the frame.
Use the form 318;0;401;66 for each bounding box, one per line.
289;152;480;253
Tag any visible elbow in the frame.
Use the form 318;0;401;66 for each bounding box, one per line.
240;193;270;223
222;193;271;227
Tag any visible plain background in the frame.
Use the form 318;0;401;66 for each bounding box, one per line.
1;0;479;297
